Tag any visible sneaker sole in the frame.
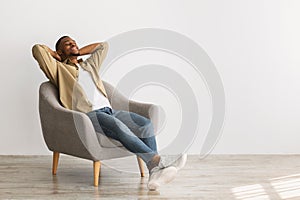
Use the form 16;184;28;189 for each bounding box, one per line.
148;166;177;191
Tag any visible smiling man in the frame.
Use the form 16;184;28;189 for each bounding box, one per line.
32;36;187;190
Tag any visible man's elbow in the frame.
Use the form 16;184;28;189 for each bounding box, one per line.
32;44;42;59
102;41;109;50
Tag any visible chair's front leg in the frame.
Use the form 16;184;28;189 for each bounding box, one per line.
52;151;60;175
93;161;101;187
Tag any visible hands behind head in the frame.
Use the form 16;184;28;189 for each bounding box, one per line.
53;51;62;62
44;45;62;62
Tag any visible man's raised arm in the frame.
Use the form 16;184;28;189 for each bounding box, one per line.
78;43;101;56
32;44;60;86
84;42;109;71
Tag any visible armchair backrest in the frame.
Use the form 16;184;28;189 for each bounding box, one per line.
39;81;62;109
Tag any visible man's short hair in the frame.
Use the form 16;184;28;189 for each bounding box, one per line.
55;36;69;51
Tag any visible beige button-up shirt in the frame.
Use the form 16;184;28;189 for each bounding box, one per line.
32;42;109;113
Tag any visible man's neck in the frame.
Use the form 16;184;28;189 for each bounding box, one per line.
68;56;78;64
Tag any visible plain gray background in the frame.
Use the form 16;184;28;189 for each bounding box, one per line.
0;0;299;155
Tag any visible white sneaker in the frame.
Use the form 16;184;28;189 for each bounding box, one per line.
148;166;177;191
159;154;187;170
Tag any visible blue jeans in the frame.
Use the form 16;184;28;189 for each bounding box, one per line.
86;107;158;165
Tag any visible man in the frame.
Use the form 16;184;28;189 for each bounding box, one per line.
32;36;187;190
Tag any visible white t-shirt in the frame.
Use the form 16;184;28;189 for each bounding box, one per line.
77;64;112;110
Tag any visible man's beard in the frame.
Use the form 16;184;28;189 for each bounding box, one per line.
71;52;80;56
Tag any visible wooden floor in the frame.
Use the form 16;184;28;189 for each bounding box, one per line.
1;155;300;200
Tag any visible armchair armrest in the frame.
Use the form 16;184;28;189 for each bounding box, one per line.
128;100;163;135
103;81;163;134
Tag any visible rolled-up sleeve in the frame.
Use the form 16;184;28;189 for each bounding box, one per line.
86;42;109;72
32;44;58;86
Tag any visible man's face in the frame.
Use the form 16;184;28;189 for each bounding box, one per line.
57;37;80;58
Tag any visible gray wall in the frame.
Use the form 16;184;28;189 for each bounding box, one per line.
0;0;299;155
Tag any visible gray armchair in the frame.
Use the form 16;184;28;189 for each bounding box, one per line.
38;81;160;186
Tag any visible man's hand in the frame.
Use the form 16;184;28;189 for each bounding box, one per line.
44;45;62;61
52;51;62;61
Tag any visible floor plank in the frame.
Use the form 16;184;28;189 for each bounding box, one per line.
1;155;300;199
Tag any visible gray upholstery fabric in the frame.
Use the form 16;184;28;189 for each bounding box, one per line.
38;81;160;161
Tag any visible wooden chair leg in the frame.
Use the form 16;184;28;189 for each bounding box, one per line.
52;152;60;175
93;161;101;187
137;156;145;177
